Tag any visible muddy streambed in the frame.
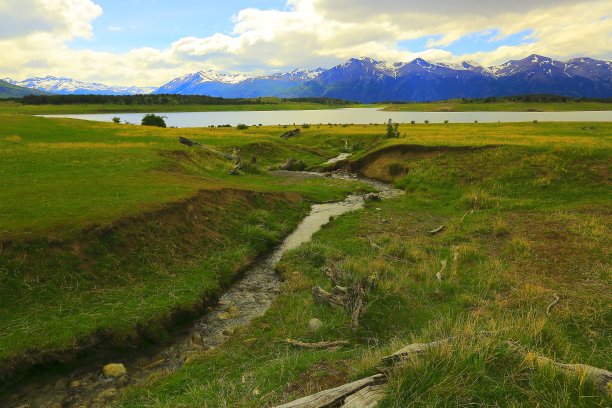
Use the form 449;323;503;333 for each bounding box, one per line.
4;170;402;408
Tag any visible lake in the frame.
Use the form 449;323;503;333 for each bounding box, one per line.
42;108;612;127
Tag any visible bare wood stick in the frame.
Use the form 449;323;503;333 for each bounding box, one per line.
460;209;474;223
428;225;446;235
274;374;386;408
286;339;350;349
546;293;560;315
312;286;347;308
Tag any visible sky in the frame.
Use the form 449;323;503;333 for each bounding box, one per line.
0;0;610;86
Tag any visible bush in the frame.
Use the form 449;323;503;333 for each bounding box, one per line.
424;120;430;124
237;123;249;130
301;123;311;129
111;117;121;124
141;114;167;127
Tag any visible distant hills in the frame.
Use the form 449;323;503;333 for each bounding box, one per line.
2;76;156;96
3;55;611;102
0;79;48;98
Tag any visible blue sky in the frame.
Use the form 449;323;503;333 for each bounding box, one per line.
69;1;287;52
1;0;610;85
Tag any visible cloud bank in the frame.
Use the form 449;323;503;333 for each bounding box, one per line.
0;0;610;86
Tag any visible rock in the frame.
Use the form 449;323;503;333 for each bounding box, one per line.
95;387;117;402
364;193;381;202
69;380;81;388
102;363;127;378
308;318;324;332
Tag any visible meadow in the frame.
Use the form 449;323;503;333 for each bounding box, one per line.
0;114;610;406
383;100;612;112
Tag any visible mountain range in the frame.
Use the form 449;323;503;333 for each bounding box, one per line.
3;55;611;102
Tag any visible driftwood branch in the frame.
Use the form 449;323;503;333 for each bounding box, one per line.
546;293;560;315
312;286;347;308
428;225;446;235
286;339;350;349
382;338;451;365
275;374;386;408
460;209;474;223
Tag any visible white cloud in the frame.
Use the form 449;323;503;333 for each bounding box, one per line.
108;25;123;32
0;0;610;86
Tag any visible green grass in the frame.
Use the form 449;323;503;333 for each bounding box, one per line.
0;114;375;374
1;115;610;405
383;100;612;112
115;124;611;407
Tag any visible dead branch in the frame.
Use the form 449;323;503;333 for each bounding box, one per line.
428;225;446;235
274;374;386;408
546;293;560;315
286;339;350;349
350;284;365;332
312;286;347;308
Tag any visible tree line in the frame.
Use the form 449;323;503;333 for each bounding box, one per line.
10;94;358;106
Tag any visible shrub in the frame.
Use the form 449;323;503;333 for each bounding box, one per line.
237;123;249;130
424;120;430;124
301;123;311;129
141;114;167;128
111;117;121;124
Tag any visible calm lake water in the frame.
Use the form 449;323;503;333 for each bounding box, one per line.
43;108;612;127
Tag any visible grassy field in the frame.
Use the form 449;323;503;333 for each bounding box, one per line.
0;100;362;115
383;100;612;112
0;114;377;379
1;115;610;405
115;122;611;407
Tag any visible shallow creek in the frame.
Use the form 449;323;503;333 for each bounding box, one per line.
5;170;403;408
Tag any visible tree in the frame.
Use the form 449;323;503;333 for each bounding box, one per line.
385;119;400;138
141;114;167;128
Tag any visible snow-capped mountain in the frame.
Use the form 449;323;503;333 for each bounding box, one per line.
153;54;611;102
4;55;610;101
153;68;325;97
4;76;156;95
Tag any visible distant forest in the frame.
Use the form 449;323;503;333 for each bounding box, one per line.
11;94;357;106
383;94;612;104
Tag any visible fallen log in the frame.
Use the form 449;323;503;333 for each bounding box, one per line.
312;286;347;308
274;374;386;408
286;339;350;349
342;384;388;408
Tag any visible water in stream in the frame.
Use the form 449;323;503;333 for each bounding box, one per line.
5;171;402;408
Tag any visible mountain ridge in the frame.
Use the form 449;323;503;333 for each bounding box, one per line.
4;54;611;102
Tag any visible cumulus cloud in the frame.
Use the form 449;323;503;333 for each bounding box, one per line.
0;0;610;86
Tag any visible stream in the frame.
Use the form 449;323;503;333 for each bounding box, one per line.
4;169;403;408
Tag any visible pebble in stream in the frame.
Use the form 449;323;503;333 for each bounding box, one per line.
5;171;403;408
